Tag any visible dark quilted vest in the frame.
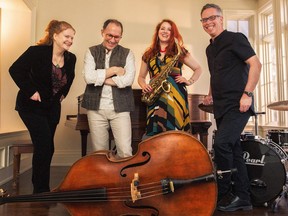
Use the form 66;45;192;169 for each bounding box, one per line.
81;44;135;112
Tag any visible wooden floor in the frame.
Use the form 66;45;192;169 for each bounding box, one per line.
0;166;288;216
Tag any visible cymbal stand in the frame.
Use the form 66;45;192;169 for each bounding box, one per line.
253;111;265;139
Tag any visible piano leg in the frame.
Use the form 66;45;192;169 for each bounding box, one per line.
191;121;212;149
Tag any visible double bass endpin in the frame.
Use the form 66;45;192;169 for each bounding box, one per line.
216;168;237;179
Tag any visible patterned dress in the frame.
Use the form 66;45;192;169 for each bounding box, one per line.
145;54;191;136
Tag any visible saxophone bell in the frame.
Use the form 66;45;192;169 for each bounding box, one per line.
161;80;171;93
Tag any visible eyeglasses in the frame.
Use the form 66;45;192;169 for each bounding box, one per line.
200;15;221;23
105;33;122;41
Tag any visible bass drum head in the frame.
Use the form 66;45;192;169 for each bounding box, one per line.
241;139;287;206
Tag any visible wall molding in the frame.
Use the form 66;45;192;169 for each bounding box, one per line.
0;130;80;186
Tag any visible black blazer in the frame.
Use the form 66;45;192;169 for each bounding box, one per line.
9;45;76;119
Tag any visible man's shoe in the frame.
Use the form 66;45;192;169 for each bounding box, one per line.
217;192;235;204
217;196;253;212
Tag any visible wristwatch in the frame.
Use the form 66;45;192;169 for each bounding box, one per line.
244;91;253;97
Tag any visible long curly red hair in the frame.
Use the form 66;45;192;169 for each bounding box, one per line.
142;19;187;62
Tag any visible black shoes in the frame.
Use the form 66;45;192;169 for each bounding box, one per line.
217;195;253;212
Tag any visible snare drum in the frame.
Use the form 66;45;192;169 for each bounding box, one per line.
241;139;287;206
268;130;288;146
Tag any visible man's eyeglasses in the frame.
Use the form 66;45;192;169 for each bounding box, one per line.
105;33;122;41
200;15;221;23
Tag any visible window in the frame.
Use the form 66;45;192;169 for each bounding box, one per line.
258;0;288;127
225;2;288;135
227;20;249;38
224;10;257;127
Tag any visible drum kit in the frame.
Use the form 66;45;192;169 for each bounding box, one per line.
198;100;288;211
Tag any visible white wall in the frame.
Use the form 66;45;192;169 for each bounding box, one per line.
0;0;259;171
0;0;31;132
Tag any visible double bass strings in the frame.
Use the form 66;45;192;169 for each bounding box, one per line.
0;181;169;203
1;173;214;203
105;181;171;202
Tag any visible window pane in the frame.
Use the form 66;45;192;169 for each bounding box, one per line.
227;20;249;38
282;33;287;99
267;14;274;34
239;20;249;38
227;20;238;32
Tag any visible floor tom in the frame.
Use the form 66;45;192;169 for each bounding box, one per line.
267;130;288;146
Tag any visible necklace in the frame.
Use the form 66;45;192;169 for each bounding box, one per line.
160;48;166;53
54;55;63;68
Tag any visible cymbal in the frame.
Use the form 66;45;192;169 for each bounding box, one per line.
267;100;288;111
198;103;214;114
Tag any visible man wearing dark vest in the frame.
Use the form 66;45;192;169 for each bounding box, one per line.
82;19;135;158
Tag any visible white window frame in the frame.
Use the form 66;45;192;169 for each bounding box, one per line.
257;0;288;134
224;3;288;138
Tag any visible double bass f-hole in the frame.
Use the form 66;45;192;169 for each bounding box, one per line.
120;151;151;177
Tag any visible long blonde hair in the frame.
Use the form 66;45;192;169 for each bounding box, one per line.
37;20;75;45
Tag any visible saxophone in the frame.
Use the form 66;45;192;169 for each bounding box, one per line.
141;40;182;106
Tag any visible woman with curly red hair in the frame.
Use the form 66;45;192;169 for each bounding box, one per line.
138;19;202;139
9;20;76;193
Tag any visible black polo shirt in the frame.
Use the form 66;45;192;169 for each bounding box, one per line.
206;30;256;119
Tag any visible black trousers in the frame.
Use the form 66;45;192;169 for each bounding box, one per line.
214;108;252;201
19;110;58;193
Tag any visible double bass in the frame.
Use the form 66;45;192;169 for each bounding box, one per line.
1;131;217;216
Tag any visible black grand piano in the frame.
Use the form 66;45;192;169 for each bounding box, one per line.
65;90;211;156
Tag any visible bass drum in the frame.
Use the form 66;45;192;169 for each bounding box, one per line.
241;139;287;206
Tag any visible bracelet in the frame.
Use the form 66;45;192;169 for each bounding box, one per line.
188;79;195;86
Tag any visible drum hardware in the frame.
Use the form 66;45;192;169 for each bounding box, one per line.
240;111;265;142
254;111;266;136
271;174;288;212
250;179;266;188
241;131;256;141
